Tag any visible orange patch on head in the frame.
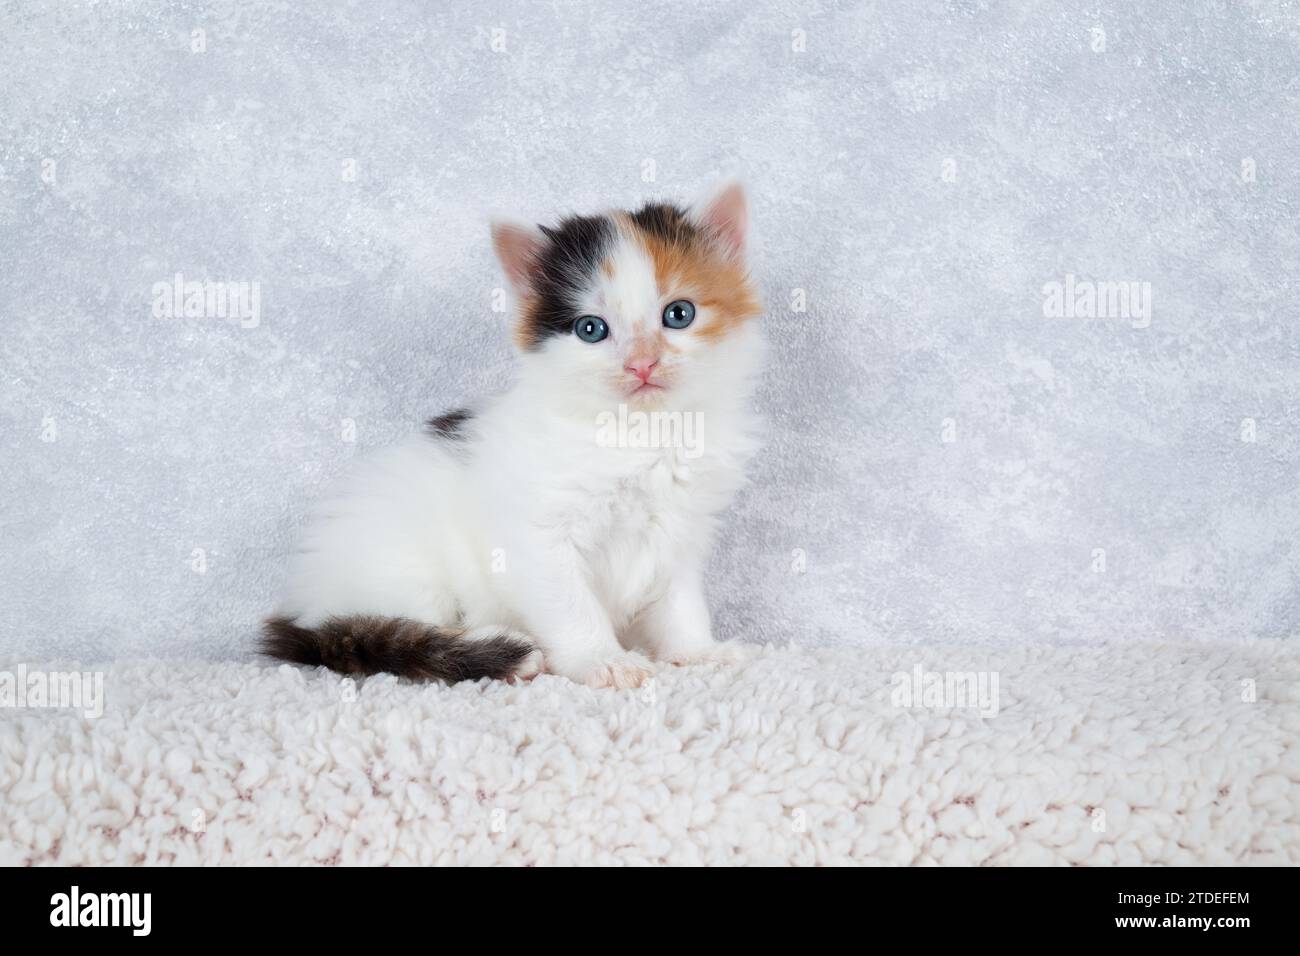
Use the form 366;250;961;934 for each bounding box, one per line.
639;233;760;341
513;308;540;351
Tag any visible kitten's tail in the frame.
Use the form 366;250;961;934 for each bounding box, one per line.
260;615;538;682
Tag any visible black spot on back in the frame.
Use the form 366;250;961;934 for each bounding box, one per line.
425;408;473;440
522;214;615;350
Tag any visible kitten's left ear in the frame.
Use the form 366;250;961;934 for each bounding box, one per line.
689;181;749;259
490;220;546;301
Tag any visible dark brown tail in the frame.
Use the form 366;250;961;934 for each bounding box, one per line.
261;615;534;682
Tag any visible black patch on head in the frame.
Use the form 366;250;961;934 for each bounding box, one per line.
425;407;473;440
629;202;700;246
522;214;615;350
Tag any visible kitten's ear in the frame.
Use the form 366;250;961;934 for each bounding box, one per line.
689;181;748;259
490;220;546;300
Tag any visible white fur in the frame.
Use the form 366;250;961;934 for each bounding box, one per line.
277;192;763;687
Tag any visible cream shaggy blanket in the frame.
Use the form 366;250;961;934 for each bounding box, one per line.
2;642;1297;865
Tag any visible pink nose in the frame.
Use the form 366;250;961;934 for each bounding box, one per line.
625;359;658;383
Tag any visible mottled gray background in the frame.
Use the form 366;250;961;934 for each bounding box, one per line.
2;0;1297;660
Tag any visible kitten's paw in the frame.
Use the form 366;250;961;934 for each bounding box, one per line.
661;641;754;667
574;651;656;689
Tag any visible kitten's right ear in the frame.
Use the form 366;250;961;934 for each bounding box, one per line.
490;220;546;301
689;180;749;260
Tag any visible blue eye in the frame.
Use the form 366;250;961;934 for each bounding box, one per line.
573;315;609;343
663;299;695;329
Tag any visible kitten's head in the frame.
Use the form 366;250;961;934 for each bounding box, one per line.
491;183;762;411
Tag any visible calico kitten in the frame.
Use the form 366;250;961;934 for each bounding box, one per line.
262;183;763;689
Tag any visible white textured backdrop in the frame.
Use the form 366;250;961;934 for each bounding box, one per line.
2;1;1297;660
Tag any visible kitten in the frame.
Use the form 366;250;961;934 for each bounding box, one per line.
262;183;763;688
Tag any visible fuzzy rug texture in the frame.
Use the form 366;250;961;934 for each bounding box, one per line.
2;641;1296;866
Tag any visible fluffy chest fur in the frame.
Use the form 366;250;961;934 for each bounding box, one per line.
472;393;757;631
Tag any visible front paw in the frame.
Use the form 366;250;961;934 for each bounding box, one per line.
660;641;754;667
564;650;656;689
